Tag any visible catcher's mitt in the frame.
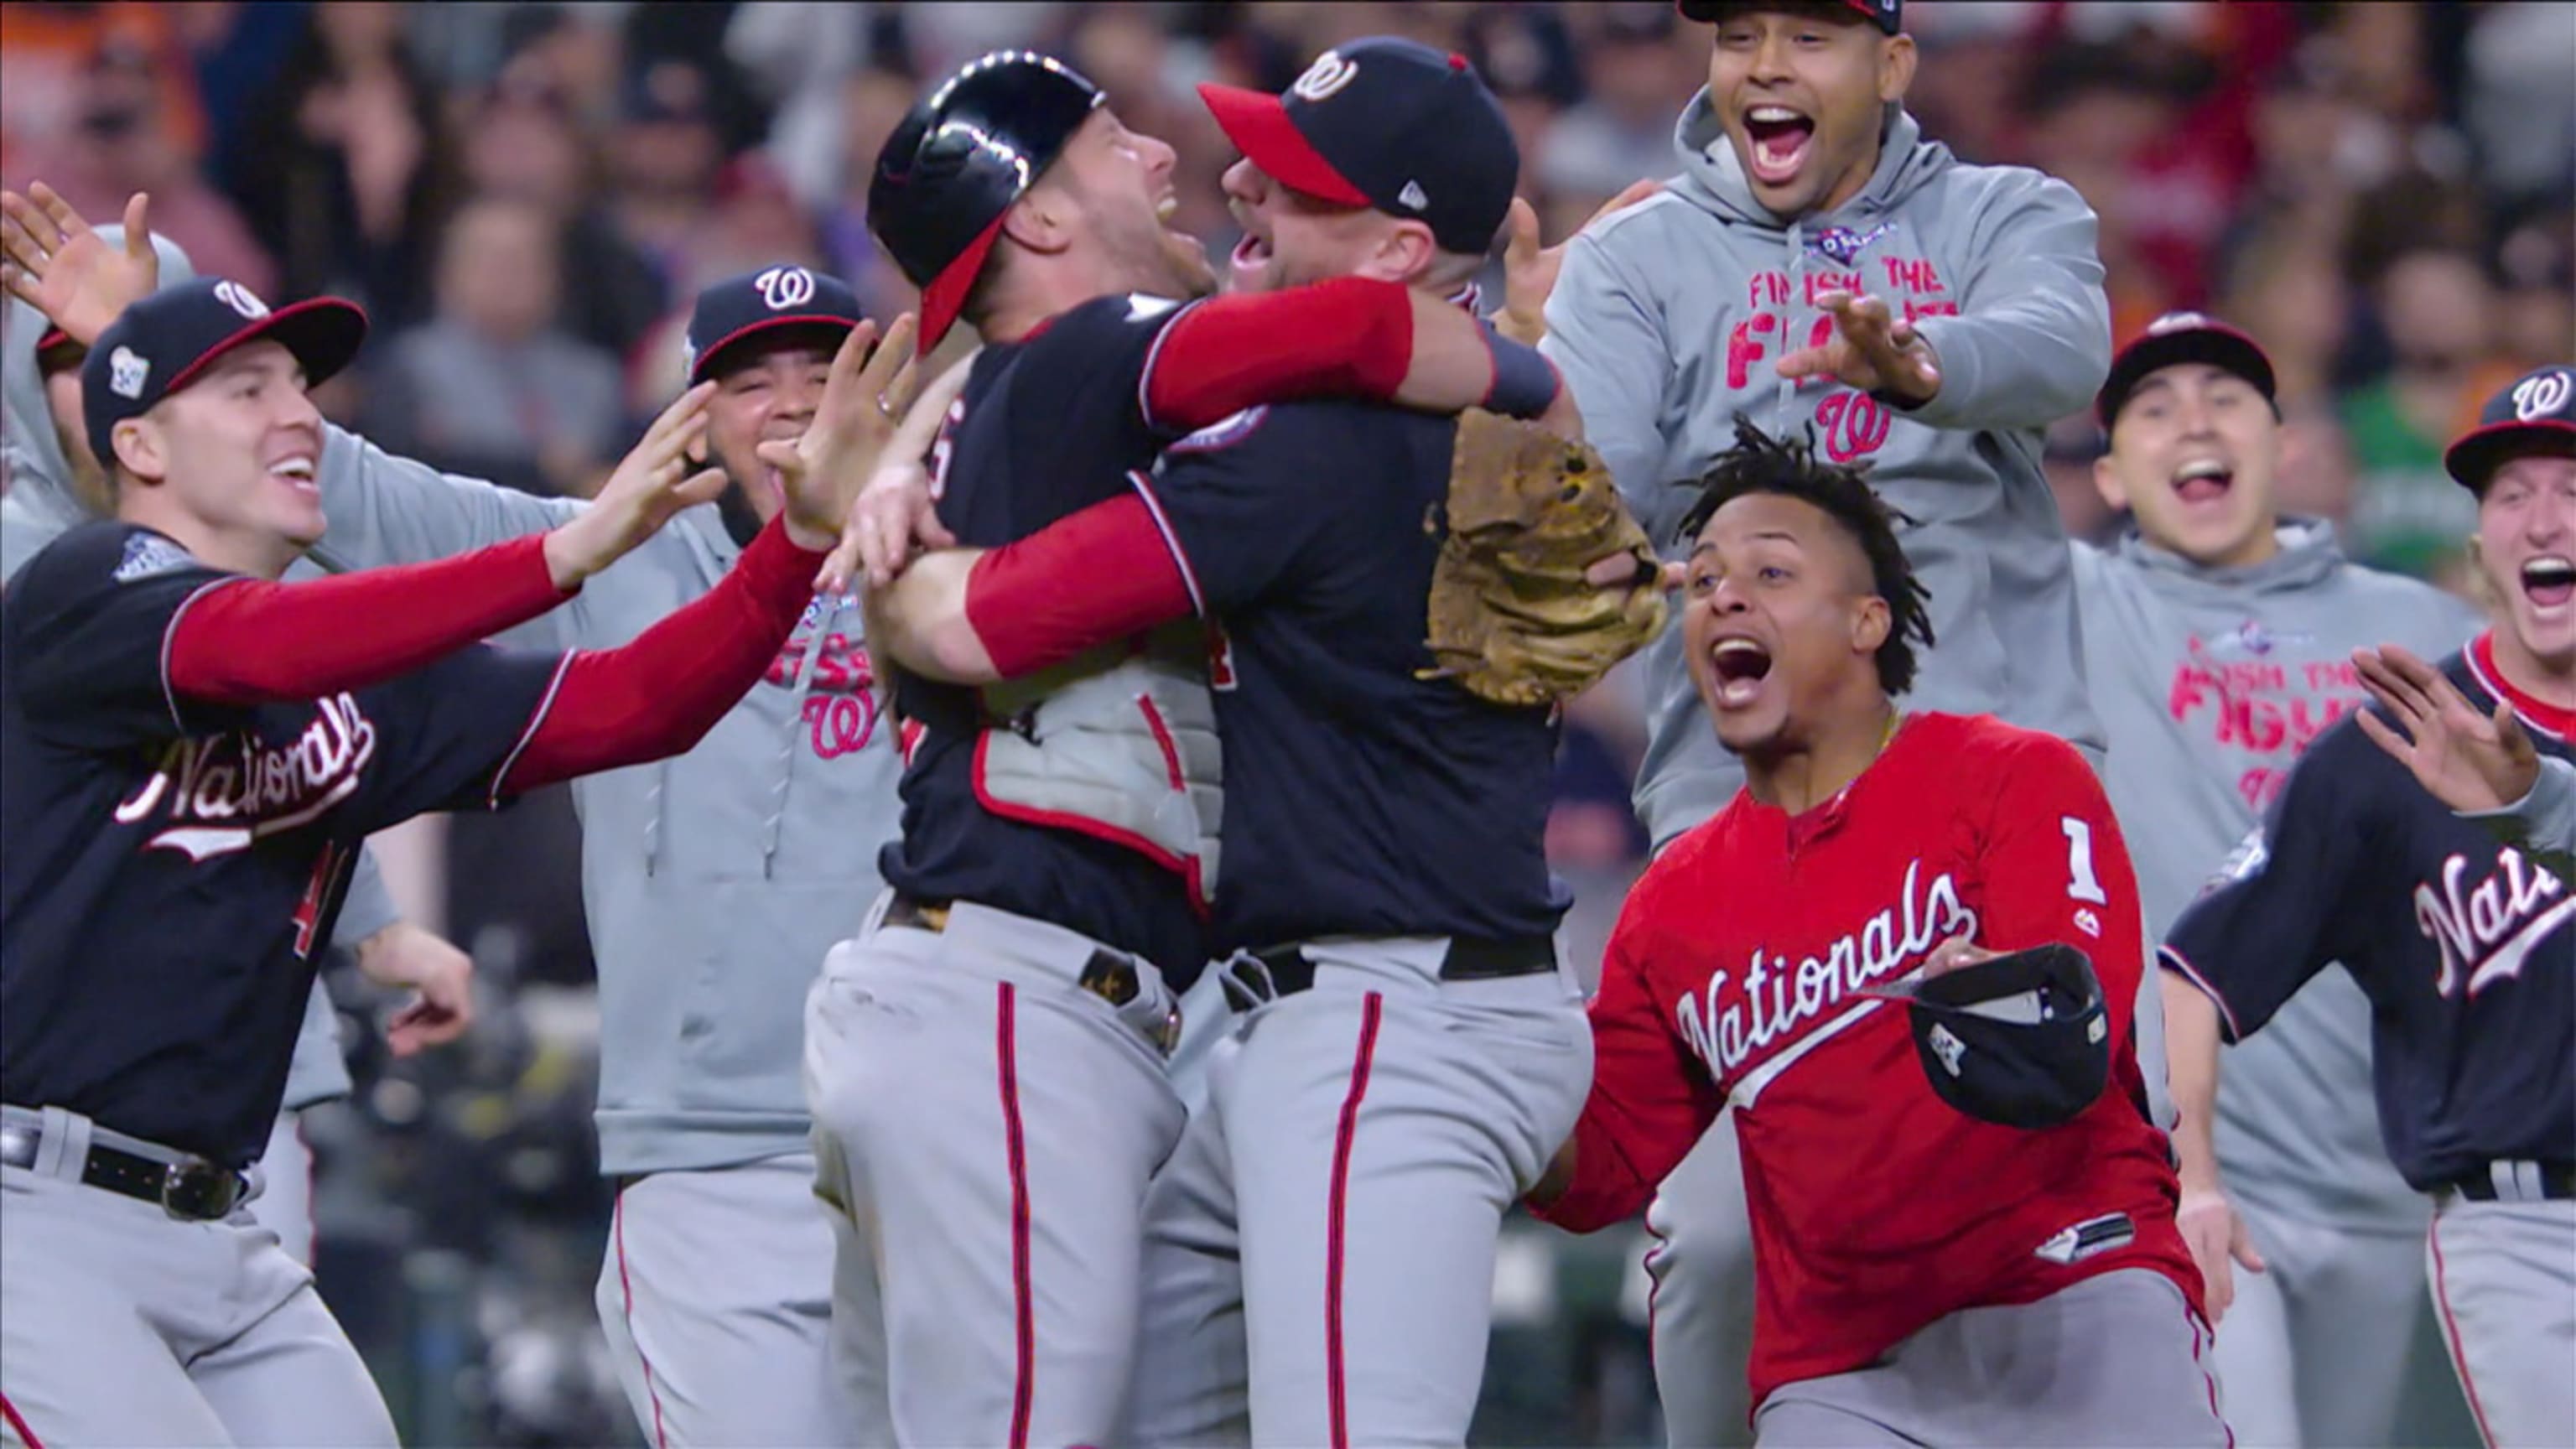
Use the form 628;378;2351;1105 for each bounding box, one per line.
1419;409;1667;708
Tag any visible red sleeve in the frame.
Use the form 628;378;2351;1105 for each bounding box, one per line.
963;493;1196;678
166;535;568;704
1974;735;2148;1053
501;522;824;791
1141;278;1414;432
1530;910;1724;1233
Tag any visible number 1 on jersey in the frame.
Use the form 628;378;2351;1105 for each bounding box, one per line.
2061;816;2109;905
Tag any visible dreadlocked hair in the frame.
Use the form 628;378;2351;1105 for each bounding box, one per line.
1675;418;1937;698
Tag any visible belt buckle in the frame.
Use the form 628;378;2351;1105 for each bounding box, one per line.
160;1160;242;1222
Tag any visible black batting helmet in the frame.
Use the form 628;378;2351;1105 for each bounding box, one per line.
869;51;1103;348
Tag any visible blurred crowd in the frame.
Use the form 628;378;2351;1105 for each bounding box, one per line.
2;2;2569;1441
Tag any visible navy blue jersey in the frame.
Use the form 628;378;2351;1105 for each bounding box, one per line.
1;522;566;1165
2163;644;2573;1192
1133;399;1568;953
882;293;1209;979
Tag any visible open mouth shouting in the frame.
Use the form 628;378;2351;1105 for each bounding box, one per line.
266;451;319;498
1710;635;1775;709
2524;554;2576;610
1742;104;1817;187
1228;200;1275;290
2171;458;2234;506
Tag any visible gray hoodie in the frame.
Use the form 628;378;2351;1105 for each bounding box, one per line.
2;236;384;1114
303;428;900;1175
2467;756;2576;882
2074;522;2480;1231
1543;99;2111;848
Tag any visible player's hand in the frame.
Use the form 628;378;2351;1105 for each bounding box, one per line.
0;184;159;347
2352;643;2541;814
759;314;920;553
816;347;975;595
1775;291;1942;404
2176;1185;2266;1325
1498;179;1662;346
543;382;728;589
1922;932;1999;979
353;920;476;1057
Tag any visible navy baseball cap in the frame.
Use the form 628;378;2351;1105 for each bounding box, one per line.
685;265;865;385
1678;0;1902;34
2096;310;2278;429
2445;364;2576;496
82;277;366;468
871;51;1104;350
1862;943;2111;1131
1198;38;1519;257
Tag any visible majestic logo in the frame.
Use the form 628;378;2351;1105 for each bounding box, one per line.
214;280;270;319
756;266;817;311
1806;222;1894;267
113;696;377;860
112;532;195;583
1676;860;1979;1105
1290;50;1359;102
2511;369;2571;422
2413;846;2573;998
108;345;150;399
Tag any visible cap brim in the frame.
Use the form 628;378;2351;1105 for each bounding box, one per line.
1196;83;1372;208
2098;325;2277;428
2445;418;2576;492
164;297;371;400
917;213;1010;352
689;313;860;384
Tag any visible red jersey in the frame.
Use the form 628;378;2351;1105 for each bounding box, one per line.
1537;713;2201;1409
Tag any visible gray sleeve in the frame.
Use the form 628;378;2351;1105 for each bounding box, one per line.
2462;755;2576;886
1899;171;2111;433
329;847;402;949
1540;234;1676;527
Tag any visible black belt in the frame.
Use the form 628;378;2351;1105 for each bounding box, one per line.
0;1119;247;1221
1226;935;1556;1010
2444;1161;2574;1202
885;891;1157;1014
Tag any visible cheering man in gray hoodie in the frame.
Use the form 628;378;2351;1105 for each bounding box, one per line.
2074;313;2480;1449
1536;3;2111;1440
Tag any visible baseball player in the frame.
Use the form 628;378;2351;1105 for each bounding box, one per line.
1532;4;2116;1437
0;207;475;1271
804;45;1580;1446
0;275;900;1446
1527;422;2225;1447
2159;363;2576;1449
1;194;914;1445
2073;312;2482;1446
857;42;1663;1446
2355;641;2576;883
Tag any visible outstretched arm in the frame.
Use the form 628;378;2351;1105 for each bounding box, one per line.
2353;643;2573;881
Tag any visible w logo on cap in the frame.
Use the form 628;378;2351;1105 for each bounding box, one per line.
756;266;818;311
1291;50;1359;102
2511;369;2572;422
214;280;270;320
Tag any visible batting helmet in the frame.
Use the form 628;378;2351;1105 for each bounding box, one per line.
869;51;1103;349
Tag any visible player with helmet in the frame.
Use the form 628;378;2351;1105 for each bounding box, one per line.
1528;422;2225;1448
0;273;907;1446
799;44;1594;1446
0;189;909;1445
2073;312;2482;1446
2160;363;2576;1449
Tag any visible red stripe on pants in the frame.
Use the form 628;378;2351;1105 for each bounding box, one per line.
1325;992;1385;1449
612;1192;673;1449
1;1391;46;1447
998;983;1036;1449
2428;1213;2500;1449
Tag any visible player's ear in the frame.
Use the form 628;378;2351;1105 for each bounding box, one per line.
1000;184;1076;257
111;417;168;486
1877;34;1917;104
1850;593;1891;656
2090;453;2129;514
1367;220;1437;287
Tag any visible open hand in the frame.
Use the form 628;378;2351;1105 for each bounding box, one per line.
2176;1186;2267;1325
1;184;159;347
2353;643;2542;813
353;920;476;1057
1776;290;1941;403
543;382;727;589
758;314;920;552
815;346;976;595
1498;179;1663;346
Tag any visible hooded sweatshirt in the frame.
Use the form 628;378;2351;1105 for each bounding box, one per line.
1543;100;2111;849
2074;521;2480;1231
302;427;897;1176
2;234;385;1114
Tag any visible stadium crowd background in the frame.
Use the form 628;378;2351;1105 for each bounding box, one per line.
2;1;2570;1442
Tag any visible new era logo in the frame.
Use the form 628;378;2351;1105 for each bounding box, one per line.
1397;179;1428;210
108;345;150;399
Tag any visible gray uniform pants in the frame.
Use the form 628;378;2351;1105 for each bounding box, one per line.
804;896;1186;1448
1120;937;1592;1447
1753;1270;2231;1447
2427;1191;2576;1449
0;1107;394;1448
